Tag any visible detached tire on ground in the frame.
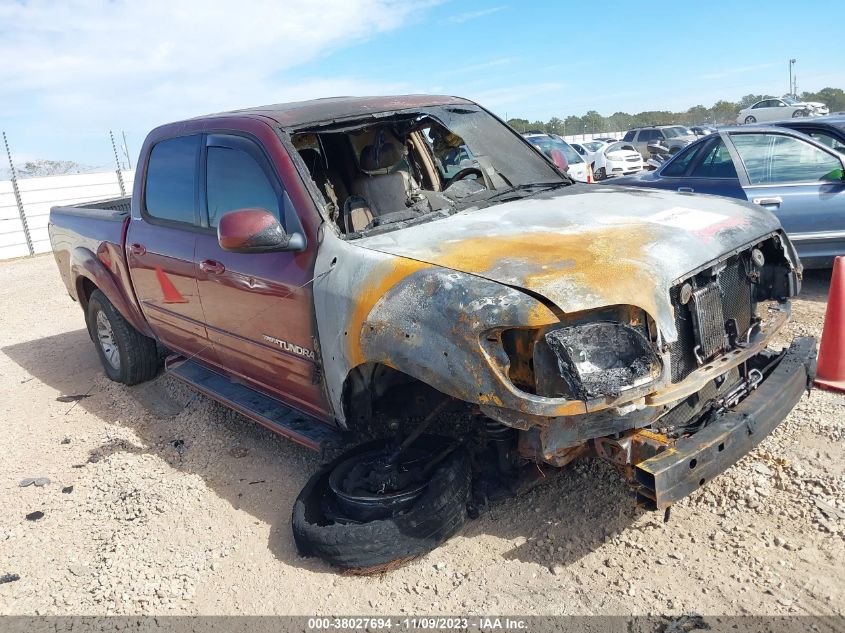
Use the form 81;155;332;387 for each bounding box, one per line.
292;436;472;571
86;289;160;385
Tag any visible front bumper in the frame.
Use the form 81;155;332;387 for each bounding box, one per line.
634;337;816;510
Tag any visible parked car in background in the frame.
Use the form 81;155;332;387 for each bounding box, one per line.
570;140;642;180
570;140;605;159
589;141;643;180
523;133;593;182
690;125;717;136
785;95;829;116
736;97;823;124
623;126;697;159
594;136;618;143
612;126;845;267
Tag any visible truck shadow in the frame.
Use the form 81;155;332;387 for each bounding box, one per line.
3;328;648;576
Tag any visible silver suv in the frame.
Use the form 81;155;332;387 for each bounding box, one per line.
623;125;697;159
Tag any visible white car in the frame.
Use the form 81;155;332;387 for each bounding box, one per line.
736;97;820;124
571;140;642;180
805;101;830;116
523;134;593;183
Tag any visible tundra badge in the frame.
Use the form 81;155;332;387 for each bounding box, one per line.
262;335;316;360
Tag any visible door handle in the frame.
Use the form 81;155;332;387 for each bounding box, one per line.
677;187;695;193
199;259;226;275
129;243;146;256
752;196;782;207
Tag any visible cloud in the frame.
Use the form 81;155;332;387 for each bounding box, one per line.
0;0;438;159
446;6;505;24
699;63;776;80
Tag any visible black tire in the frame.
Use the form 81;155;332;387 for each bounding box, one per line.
86;290;160;385
744;115;756;124
292;436;472;571
594;167;606;181
792;109;807;118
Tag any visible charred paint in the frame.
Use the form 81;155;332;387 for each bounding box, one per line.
429;224;665;334
346;258;432;367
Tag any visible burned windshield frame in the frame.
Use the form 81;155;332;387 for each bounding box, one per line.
286;104;572;237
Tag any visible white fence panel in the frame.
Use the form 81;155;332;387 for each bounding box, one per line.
0;170;134;260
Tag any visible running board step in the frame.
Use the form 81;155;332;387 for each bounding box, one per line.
165;357;346;453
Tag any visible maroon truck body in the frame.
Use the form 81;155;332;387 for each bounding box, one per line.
49;95;815;522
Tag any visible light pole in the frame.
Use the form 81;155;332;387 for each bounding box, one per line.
789;59;796;97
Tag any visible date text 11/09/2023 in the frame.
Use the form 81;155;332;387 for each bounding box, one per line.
307;617;528;630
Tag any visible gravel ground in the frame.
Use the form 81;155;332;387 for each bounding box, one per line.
0;254;842;616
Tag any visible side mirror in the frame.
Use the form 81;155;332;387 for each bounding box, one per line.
217;208;305;253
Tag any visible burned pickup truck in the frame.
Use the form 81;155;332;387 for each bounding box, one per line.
48;95;816;571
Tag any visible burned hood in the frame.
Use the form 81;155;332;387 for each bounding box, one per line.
356;186;783;341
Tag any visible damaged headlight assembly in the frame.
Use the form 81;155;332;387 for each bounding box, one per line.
494;313;661;402
540;322;660;400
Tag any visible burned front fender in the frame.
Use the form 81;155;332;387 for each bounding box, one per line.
313;230;616;426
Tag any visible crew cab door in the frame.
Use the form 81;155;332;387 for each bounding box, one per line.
193;132;330;420
126;133;213;360
728;131;845;266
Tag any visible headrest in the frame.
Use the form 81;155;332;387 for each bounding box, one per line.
360;142;402;171
298;148;321;171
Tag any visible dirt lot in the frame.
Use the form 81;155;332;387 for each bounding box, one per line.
0;254;843;616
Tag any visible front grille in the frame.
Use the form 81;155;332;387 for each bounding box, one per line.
690;283;727;359
668;254;754;383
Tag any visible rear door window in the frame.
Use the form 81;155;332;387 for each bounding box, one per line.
145;135;200;224
623;130;636;142
731;133;843;184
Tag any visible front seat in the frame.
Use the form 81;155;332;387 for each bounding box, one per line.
348;139;412;230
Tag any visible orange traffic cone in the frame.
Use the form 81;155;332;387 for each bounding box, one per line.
815;256;845;393
154;266;188;304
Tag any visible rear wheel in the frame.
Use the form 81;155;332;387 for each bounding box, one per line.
292;435;471;572
744;116;757;124
86;290;160;385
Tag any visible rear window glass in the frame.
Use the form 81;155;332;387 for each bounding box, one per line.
145;135;199;224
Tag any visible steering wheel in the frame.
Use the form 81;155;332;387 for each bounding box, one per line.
443;167;484;190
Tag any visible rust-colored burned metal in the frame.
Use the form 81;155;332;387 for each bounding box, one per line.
594;428;673;481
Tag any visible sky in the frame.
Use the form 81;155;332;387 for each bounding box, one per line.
2;0;844;167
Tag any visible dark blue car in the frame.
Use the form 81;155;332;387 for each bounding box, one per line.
613;118;845;268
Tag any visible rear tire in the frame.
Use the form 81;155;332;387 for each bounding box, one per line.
86;290;160;385
292;436;471;571
744;116;757;124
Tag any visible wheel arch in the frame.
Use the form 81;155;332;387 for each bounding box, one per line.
340;362;457;434
70;246;154;337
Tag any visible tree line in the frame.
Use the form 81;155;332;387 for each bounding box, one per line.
506;87;845;135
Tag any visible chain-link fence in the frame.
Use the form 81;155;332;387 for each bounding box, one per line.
1;131;135;260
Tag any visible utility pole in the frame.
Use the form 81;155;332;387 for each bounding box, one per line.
789;59;796;97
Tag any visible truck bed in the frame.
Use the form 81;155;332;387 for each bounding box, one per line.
48;197;133;301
